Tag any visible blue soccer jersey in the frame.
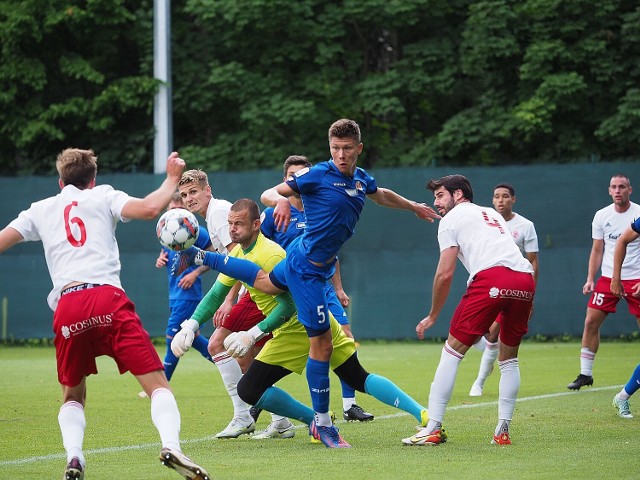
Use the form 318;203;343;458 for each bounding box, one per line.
286;160;377;264
166;226;212;301
261;204;306;251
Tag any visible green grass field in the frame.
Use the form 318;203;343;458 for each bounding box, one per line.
1;341;638;479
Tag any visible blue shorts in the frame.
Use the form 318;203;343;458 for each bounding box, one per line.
271;241;334;332
167;299;200;337
325;282;348;325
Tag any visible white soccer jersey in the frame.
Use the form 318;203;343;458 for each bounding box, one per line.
206;197;233;254
592;201;640;279
437;202;534;285
506;213;539;255
8;184;131;310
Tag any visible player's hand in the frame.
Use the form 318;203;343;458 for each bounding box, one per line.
413;202;441;223
610;278;625;298
335;288;350;308
213;300;233;328
170;319;199;357
273;198;292;232
582;280;595;295
156;250;168;268
223;326;264;358
170;246;206;276
166;152;185;182
416;315;436;340
177;270;198;289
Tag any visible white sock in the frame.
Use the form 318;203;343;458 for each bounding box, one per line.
472;336;487;351
497;358;520;429
618;388;630;400
151;387;181;452
427;341;464;430
213;352;251;420
580;348;595;376
475;341;499;386
342;397;356;411
58;401;86;465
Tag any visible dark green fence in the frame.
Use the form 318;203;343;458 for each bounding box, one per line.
1;162;639;340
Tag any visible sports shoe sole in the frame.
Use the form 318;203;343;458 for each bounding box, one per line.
159;449;210;480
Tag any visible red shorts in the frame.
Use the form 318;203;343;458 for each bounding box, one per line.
222;292;271;347
53;285;163;387
450;266;535;347
587;276;640;316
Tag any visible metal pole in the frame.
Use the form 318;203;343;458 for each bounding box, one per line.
153;0;172;174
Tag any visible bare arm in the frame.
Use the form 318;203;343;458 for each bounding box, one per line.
526;252;539;285
367;187;440;222
611;227;640;297
583;239;604;295
121;152;185;220
0;227;24;254
331;258;350;307
261;182;297;232
415;246;458;339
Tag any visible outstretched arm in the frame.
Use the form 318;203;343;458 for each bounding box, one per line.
121;152;185;220
367;187;440;222
0;227;24;254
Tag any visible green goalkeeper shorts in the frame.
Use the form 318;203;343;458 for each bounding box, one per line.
256;312;356;374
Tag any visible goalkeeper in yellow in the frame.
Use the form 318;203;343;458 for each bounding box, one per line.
171;198;427;448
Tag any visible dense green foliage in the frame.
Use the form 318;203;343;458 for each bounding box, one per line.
2;0;639;175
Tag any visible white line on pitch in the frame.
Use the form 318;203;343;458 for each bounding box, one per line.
0;384;622;467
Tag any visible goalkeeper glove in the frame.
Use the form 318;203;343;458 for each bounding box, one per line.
223;325;266;358
170;319;200;357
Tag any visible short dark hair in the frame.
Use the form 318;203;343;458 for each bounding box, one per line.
426;174;474;202
493;183;515;196
231;198;260;222
328;119;361;143
283;155;311;178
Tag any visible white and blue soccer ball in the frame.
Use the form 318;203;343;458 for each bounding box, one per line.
156;208;199;251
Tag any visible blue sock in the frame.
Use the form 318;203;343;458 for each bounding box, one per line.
255;386;315;425
341;378;356;402
163;338;179;381
364;373;425;422
306;358;330;413
192;334;213;362
203;252;260;286
624;363;640;396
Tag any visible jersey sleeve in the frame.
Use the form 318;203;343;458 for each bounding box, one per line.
523;222;539;253
260;207;276;239
632;217;640;234
591;210;604;240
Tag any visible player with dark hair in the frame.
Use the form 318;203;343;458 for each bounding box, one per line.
469;182;539;396
171;119;440;446
403;174;535;446
568;174;640;390
0;149;209;479
172;198;429;448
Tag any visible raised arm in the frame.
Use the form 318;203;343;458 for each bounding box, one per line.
261;182;296;232
367;187;440;222
121;152;185;220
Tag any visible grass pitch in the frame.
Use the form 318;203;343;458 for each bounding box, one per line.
1;341;638;479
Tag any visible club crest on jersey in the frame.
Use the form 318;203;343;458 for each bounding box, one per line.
346;181;365;197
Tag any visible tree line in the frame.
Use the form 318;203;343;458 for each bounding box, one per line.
1;0;638;176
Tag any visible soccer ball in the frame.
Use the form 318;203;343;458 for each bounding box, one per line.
156;208;199;251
